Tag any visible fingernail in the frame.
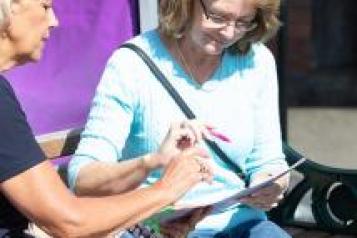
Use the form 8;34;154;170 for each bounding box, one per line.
205;125;215;130
207;128;231;143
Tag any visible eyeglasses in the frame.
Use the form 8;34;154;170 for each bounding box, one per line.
199;0;257;32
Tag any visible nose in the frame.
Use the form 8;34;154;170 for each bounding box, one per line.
219;24;236;41
48;8;59;28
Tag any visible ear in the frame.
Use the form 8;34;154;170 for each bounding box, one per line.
9;0;23;15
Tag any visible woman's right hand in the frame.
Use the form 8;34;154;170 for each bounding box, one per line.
156;147;213;201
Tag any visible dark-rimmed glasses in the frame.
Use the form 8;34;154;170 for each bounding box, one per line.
199;0;257;32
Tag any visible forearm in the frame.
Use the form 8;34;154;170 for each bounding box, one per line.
75;154;159;196
2;161;174;238
48;183;173;238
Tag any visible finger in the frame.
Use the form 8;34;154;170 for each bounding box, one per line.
190;120;205;143
239;195;265;204
241;200;264;209
189;207;211;224
171;121;196;142
183;147;209;159
192;156;203;173
260;202;279;211
195;156;213;173
177;126;196;141
195;120;215;143
270;182;286;193
253;189;285;203
204;123;215;131
182;120;204;144
241;197;280;211
193;156;214;181
189;208;205;222
248;201;272;210
170;121;184;132
240;194;280;206
238;196;258;206
201;206;213;216
177;134;194;150
200;170;214;184
249;183;283;198
190;121;215;142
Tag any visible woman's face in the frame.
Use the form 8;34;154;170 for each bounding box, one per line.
7;0;58;62
187;0;256;55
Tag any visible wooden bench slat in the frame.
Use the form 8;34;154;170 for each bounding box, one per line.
284;226;357;238
293;230;331;238
284;226;308;236
36;128;81;159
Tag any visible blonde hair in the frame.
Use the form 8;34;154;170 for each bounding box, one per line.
0;0;11;31
158;0;281;55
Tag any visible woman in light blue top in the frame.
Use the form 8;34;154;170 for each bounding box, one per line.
68;0;290;237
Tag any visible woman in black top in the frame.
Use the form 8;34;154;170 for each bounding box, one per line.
0;0;213;237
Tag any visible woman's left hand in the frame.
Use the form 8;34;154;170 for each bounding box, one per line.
239;172;289;211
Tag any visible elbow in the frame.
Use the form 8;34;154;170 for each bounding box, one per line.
38;209;98;238
41;215;86;238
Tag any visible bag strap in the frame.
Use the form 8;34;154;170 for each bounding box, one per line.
120;43;244;178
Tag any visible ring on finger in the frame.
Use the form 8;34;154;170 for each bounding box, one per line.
194;157;208;173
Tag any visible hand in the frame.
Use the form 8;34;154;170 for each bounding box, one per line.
150;120;211;169
239;172;289;211
156;147;213;202
160;207;211;238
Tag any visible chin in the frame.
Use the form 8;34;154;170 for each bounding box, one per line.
30;55;42;62
204;44;225;56
29;51;43;62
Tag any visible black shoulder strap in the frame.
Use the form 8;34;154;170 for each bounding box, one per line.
120;43;244;178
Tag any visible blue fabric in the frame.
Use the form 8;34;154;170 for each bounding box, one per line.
212;220;291;238
68;29;288;237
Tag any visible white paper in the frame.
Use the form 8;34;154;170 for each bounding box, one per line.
173;157;306;212
155;157;306;222
210;157;306;213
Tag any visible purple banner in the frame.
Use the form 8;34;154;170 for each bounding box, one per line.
5;0;139;135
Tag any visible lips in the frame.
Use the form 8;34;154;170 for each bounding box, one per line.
43;32;51;41
207;34;230;48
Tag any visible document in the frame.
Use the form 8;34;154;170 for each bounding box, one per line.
210;157;306;213
143;157;306;232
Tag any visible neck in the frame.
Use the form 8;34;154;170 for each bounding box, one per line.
176;36;221;84
160;32;222;84
178;36;220;68
0;39;18;72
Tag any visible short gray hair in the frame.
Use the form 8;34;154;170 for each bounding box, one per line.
0;0;11;31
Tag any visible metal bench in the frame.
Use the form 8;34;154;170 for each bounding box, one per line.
35;129;357;238
270;145;357;237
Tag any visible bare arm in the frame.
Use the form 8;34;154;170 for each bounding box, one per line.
1;147;211;238
75;120;211;197
75;153;161;196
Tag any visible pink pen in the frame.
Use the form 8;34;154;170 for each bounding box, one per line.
207;128;231;143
